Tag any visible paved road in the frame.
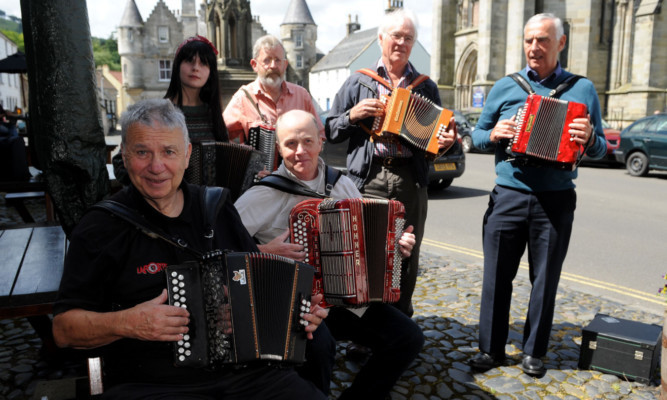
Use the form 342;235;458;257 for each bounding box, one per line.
423;153;667;316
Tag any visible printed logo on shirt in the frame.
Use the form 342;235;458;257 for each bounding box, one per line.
137;262;168;275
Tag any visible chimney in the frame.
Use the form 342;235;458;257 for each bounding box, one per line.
346;14;360;36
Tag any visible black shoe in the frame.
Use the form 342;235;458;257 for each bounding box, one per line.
469;352;505;371
521;355;546;376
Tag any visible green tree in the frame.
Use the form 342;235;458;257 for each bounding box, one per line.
92;35;120;71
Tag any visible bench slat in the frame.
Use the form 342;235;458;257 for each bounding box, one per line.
0;228;32;305
11;226;67;306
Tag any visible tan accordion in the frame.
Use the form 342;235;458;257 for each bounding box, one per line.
184;140;266;201
371;87;453;159
289;198;405;308
508;94;588;169
166;252;314;367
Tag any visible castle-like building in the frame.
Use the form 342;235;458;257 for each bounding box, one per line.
116;0;320;114
430;0;666;125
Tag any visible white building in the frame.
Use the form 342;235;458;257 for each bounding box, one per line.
0;31;23;111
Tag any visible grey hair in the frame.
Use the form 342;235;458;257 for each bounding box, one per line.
525;13;564;40
378;8;419;42
120;99;189;149
253;35;286;60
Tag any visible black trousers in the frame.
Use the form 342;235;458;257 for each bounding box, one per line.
101;364;326;400
478;185;576;357
326;303;424;399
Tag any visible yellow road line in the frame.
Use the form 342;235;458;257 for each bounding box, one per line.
422;238;663;306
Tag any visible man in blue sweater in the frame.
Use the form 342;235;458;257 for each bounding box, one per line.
469;13;606;376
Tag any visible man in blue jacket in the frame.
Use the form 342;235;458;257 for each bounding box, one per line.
326;8;456;317
470;13;606;376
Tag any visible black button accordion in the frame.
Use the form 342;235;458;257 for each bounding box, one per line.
247;124;280;172
184;140;266;201
166;252;314;368
289;198;405;308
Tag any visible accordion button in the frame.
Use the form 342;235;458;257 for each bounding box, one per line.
174;294;180;300
181;304;187;309
185;350;191;356
178;347;184;354
184;342;191;348
179;355;185;362
171;279;178;285
178;282;185;288
178;274;184;280
171;271;178;277
179;289;185;295
184;334;190;341
178;340;184;346
174;302;181;307
181;296;186;302
172;287;179;293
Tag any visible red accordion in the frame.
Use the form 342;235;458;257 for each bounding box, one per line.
289;198;405;307
509;94;588;169
371;87;453;160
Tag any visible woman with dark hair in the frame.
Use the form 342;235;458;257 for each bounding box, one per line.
165;35;228;142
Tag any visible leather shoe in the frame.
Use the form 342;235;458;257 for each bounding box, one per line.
521;355;546;376
469;352;505;371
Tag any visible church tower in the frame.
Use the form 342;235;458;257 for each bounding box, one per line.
280;0;317;88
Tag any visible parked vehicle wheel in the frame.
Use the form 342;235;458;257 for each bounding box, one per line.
461;135;473;153
626;152;649;176
428;178;453;191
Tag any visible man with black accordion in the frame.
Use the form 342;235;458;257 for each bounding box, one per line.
469;13;607;377
235;109;424;399
326;8;457;318
52;99;328;399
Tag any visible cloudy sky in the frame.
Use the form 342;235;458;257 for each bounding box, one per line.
0;0;434;54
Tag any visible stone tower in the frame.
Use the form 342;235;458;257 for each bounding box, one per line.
180;0;198;38
117;0;144;91
279;0;317;88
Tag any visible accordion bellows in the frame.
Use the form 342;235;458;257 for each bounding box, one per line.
509;94;588;168
184;140;266;201
166;252;314;367
290;198;405;307
372;87;453;159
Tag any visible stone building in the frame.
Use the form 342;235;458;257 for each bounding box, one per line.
279;0;318;88
0;31;23;111
431;0;666;126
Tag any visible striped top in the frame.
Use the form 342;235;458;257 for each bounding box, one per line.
180;104;216;143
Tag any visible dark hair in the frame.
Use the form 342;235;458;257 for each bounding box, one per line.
164;40;228;141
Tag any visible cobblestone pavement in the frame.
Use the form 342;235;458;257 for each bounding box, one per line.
0;196;662;399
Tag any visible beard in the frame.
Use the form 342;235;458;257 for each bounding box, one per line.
259;71;285;89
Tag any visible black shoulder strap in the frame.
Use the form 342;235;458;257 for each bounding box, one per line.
324;166;342;197
549;74;583;98
253;174;326;198
509;72;584;98
201;186;229;241
508;73;535;95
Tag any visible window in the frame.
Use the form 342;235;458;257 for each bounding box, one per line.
128;30;133;42
295;32;303;48
158;26;169;43
296;54;303;68
159;60;171;81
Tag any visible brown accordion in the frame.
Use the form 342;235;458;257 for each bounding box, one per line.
166;252;314;367
289;198;405;308
184;140;266;201
371;87;453;159
508;94;588;169
248;125;280;172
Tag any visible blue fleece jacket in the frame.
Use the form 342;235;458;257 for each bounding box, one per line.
472;69;606;192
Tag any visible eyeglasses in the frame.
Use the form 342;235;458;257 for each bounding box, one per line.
389;32;414;44
259;57;286;67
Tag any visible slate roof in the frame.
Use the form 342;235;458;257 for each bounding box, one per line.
120;0;143;27
281;0;316;25
310;28;377;72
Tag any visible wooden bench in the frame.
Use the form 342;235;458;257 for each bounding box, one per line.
0;174;56;223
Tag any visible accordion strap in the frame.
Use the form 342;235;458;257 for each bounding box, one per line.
509;72;584;98
241;88;269;124
91;186;230;261
357;68;430;91
254;166;342;198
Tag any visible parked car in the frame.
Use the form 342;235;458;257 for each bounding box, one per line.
613;113;667;176
453;109;493;153
581;119;621;165
320;110;465;191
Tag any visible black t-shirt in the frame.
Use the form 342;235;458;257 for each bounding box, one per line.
54;183;258;385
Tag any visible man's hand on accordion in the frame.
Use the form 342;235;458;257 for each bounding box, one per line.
399;225;416;258
125;289;191;343
437;116;458;152
304;293;329;340
490;115;517;143
350;98;385;125
258;229;307;261
568;115;594;146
